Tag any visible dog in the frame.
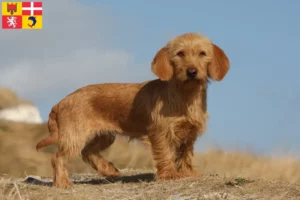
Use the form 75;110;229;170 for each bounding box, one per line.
36;32;230;188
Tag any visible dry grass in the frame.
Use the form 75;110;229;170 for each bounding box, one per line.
1;120;300;199
1;169;300;200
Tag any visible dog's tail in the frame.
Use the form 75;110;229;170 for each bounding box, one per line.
36;104;59;151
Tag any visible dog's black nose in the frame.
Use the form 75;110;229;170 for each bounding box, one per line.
186;67;198;79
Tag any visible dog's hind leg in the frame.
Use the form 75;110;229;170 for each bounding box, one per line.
51;151;73;188
51;126;88;188
81;133;120;177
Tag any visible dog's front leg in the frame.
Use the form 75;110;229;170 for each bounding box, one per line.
175;132;200;177
148;130;185;181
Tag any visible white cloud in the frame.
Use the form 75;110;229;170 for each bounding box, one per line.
0;0;148;104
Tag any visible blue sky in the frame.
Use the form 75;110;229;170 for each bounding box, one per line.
2;0;299;156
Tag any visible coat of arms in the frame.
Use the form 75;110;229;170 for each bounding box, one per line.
7;3;17;15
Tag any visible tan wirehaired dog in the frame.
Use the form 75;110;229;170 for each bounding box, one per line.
36;32;230;188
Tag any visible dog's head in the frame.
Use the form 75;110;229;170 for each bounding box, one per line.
151;33;230;83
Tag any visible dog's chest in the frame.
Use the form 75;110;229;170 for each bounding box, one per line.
153;91;208;135
172;103;207;135
170;114;206;144
185;109;206;130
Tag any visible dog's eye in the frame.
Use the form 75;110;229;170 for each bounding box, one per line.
177;51;185;57
199;51;206;56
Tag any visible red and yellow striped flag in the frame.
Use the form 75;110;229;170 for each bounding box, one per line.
1;2;43;30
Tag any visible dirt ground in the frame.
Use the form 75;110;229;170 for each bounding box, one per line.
1;169;300;200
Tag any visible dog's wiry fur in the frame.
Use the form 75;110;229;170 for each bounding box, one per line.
36;33;230;188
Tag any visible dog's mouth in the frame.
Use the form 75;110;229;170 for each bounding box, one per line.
187;76;198;81
183;76;208;85
184;78;201;84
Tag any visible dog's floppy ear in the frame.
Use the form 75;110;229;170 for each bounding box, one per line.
208;44;230;81
151;46;173;81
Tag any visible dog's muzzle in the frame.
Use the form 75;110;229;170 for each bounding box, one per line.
186;67;198;80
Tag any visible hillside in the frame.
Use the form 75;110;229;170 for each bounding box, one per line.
2;118;300;183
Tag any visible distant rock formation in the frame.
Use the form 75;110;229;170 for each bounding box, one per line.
0;88;43;124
